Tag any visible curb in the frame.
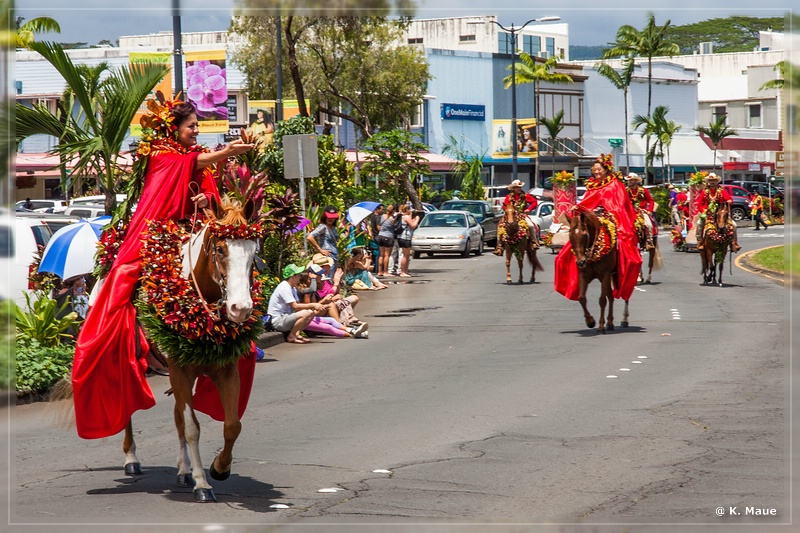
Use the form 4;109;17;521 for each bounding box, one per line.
735;245;786;286
256;331;285;349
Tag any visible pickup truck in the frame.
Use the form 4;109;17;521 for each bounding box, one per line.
440;199;498;245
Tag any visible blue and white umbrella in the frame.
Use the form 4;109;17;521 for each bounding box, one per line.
346;201;381;226
39;216;110;280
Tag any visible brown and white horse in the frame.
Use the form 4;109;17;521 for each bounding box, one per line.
500;203;544;284
634;210;663;284
699;202;732;286
568;207;629;333
122;196;260;502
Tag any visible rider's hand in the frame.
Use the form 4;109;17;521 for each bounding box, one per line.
192;193;208;208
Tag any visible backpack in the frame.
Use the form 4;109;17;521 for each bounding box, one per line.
392;215;404;238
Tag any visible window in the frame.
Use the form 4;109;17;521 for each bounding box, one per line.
712;105;727;124
407;37;423;44
523;34;540;56
546;37;555;57
410;103;424;128
498;32;515;54
459;34;476;43
747;103;762;128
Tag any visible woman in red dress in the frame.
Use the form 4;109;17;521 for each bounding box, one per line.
72;100;253;439
554;154;642;302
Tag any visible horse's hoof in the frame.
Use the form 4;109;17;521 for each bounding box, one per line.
586;320;596;329
209;461;231;481
607;323;615;331
177;473;194;487
194;488;217;503
621;321;629;328
506;280;511;285
124;462;142;476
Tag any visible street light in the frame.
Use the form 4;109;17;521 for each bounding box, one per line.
470;16;560;186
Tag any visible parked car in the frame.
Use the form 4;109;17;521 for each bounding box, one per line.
15;198;68;213
16;211;80;234
64;205;107;218
484;186;511;210
527;201;555;237
731;180;783;201
411;210;484;258
0;216;53;305
69;194;127;207
527;187;554;201
440;199;498;244
721;185;752;222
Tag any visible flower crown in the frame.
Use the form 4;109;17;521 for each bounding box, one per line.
596;153;614;172
137;91;181;155
209;220;265;241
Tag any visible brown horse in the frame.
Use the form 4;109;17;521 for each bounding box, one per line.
500;203;543;284
122;196;261;502
568;208;629;333
699;202;732;286
634;211;663;284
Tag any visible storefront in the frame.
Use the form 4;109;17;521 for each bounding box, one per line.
722;161;775;182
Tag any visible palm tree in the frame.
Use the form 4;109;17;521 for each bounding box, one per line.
658;117;681;184
694;116;737;176
633;105;680;182
603;14;679;182
16;41;169;215
540;110;565;179
15;16;61;48
503;53;573;188
759;60;786;91
595;56;636;171
441;133;487;201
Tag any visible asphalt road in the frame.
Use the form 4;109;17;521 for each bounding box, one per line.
3;225;792;533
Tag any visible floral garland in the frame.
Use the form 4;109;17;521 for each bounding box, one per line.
504;218;529;245
574;212;618;263
586;173;618;190
551;170;576;187
670;225;686;250
703;217;734;245
210;220;265;241
135;219;264;367
93;224;126;280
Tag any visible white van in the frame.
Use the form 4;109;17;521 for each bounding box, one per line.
64;205;106;218
0;216;53;306
69;194;126;207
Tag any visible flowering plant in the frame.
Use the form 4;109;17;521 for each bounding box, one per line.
688;170;708;186
550;170;576;187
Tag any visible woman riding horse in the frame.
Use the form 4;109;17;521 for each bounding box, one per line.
694;173;741;254
72;96;254;440
554;154;641;303
492;179;538;256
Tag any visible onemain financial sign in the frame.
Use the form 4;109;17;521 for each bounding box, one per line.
441;103;486;121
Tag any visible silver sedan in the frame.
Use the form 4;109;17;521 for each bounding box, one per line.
411;210;484;258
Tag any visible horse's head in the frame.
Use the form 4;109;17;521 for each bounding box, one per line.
713;202;729;230
503;202;516;223
568;209;593;269
203;196;260;323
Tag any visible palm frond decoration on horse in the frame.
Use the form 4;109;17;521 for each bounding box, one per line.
567;206;630;333
699;202;733;286
499;203;543;284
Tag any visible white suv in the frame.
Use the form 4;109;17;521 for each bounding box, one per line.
15;198;68;213
0;216;53;306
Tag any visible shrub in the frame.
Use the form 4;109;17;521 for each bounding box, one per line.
15;291;80;347
0;300;14;391
15;340;74;395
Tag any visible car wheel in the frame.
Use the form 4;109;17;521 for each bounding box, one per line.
731;206;746;222
413;251;421;259
474;238;483;256
461;238;471;257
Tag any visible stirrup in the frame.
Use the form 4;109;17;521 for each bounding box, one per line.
492;247;503;256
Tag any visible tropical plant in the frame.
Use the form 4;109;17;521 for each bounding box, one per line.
694;116;737;174
262;187;305;276
595;56;636;171
0;299;13;391
360;129;431;210
540;110;565;178
15;340;75;396
15;15;60;48
15;292;79;347
441;134;485;200
603;14;680;182
633;105;681;182
759;60;789;91
502;54;573;187
15;41;169;215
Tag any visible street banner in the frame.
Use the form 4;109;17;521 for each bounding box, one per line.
129;52;172;137
491;118;538;159
246;99;310;145
185;50;229;133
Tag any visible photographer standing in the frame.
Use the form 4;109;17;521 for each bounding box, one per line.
397;204;422;278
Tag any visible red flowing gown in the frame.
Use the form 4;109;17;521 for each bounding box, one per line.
72;149;256;439
553;176;642;302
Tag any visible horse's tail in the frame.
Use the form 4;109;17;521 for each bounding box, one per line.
528;248;545;272
46;378;76;430
652;242;664;272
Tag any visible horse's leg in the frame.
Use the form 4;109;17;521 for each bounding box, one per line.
527;248;535;283
208;362;242;481
122;419;142;476
517;244;525;284
597;274;613;333
620;299;630;328
646;248;654;284
701;248;709;285
578;275;595;329
170;363;216;502
505;249;512;284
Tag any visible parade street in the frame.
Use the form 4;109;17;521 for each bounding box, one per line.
6;227;789;531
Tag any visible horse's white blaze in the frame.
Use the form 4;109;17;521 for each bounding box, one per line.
225;239;257;323
182;226;208;278
183;404;211;490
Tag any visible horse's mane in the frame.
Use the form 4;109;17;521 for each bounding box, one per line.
212;196;248;226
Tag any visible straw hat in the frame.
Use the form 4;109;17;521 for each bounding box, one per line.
703;173;722;186
508;179;525;190
625;173;642;184
311;253;334;267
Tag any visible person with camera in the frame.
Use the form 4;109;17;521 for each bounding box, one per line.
376;204;398;276
396;204;422;278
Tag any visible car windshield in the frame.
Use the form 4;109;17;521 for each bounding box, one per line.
443;202;483;217
420;213;467;228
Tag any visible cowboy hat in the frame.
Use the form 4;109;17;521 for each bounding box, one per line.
667;183;675;189
311;253;334;267
625;173;642;184
508;179;525;189
704;173;722;185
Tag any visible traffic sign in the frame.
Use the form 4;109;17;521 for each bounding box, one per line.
283;134;319;179
608;138;624;147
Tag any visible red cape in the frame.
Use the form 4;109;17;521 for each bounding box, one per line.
553;177;642;302
72;150;255;439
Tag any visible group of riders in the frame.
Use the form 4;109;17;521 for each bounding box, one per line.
491;157;741;261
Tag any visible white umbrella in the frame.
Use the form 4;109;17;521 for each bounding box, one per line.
39;216;109;280
346;201;381;226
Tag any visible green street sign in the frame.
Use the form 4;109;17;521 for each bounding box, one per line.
608;138;624;147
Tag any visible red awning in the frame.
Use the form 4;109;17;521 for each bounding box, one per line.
698;133;783;152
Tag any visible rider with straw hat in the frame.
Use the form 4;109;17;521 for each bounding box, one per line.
695;173;741;252
492;179;538;255
625;172;656;251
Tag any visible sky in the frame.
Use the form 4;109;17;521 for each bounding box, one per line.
15;0;793;47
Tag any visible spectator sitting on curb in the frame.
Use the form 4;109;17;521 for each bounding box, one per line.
312;253;365;326
266;263;327;344
345;246;388;290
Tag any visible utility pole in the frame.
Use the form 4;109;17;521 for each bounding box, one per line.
172;0;183;99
